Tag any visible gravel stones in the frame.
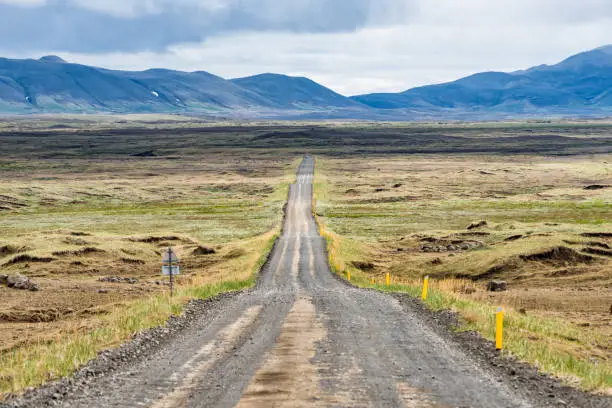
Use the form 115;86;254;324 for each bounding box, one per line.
98;277;137;284
2;273;40;291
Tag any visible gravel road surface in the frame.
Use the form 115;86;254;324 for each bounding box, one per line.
4;157;610;408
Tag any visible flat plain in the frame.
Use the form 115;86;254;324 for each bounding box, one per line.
1;117;611;398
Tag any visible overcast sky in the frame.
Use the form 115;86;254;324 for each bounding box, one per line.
1;0;611;95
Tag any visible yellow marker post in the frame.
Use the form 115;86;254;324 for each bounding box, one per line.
386;273;390;287
422;275;430;301
496;307;504;350
347;271;351;281
371;277;375;285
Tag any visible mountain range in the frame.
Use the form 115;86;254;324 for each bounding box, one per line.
1;46;612;119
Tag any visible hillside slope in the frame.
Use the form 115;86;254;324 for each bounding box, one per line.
353;45;612;113
0;56;277;113
232;73;365;109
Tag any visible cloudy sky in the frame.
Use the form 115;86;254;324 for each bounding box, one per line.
1;0;611;95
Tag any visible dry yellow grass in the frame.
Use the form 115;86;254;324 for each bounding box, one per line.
314;153;612;391
0;149;299;398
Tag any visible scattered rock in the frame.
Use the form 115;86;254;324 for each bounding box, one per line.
70;231;91;237
430;258;443;265
98;289;109;294
99;277;138;284
0;274;8;284
480;171;494;175
421;239;484;253
467;220;488;230
392;183;403;188
519;308;527;315
120;257;145;265
583;184;610;190
192;246;216;256
62;237;90;245
487;280;508;292
4;273;40;291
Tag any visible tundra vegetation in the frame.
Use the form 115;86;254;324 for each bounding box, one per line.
0;117;611;397
0;118;300;397
314;153;612;392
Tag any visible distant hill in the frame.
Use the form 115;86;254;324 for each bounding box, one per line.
0;56;278;113
0;56;362;114
1;46;612;118
352;45;612;115
232;73;363;109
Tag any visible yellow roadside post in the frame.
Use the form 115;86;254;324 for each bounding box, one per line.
386;273;390;287
422;275;430;301
371;277;375;285
496;307;504;350
347;271;351;281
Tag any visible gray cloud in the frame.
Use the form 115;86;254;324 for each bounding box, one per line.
0;0;411;53
1;0;611;95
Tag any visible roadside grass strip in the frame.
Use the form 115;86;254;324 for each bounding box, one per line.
319;227;612;392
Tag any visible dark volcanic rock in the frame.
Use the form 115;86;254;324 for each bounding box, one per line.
487;280;508;292
583;184;610;190
192;246;216;256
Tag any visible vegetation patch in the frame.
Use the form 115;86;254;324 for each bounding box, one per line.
519;246;595;265
52;247;105;257
4;254;55;266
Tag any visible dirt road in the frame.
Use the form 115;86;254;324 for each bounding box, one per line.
5;157;601;407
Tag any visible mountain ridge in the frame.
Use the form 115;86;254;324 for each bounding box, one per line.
353;45;612;114
1;45;612;118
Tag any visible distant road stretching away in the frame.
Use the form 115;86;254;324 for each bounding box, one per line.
31;157;533;407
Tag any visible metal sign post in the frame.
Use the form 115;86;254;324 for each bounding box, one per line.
162;248;180;297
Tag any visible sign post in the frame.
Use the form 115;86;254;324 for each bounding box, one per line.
422;276;430;301
495;307;504;350
162;248;180;297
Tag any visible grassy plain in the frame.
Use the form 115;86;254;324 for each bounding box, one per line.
314;154;612;391
1;117;611;396
0;120;300;396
